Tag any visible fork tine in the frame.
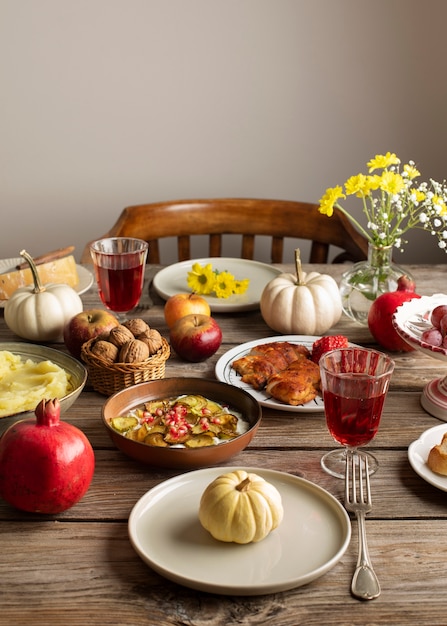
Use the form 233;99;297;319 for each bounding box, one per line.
364;455;372;505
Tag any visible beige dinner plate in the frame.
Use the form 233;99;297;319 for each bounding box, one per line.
153;257;282;312
128;466;351;595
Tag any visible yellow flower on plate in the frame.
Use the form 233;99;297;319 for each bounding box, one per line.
187;263;216;295
187;263;250;299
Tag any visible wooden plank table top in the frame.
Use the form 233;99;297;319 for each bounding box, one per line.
1;263;447;625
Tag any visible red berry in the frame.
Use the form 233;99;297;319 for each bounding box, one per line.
311;335;349;364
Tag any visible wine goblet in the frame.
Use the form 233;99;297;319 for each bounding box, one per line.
319;346;395;479
89;237;149;320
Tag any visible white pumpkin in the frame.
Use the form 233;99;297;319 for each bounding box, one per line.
4;250;83;342
198;470;284;544
260;249;342;335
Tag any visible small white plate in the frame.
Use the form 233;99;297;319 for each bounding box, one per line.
128;466;351;595
408;424;447;491
215;335;324;413
153;257;282;312
0;258;93;308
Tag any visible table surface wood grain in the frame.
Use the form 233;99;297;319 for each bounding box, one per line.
1;263;447;625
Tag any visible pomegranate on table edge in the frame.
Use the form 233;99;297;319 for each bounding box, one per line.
367;275;421;352
0;398;95;514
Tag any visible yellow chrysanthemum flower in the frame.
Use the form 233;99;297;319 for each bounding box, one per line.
378;171;405;195
367;152;401;172
186;263;250;298
403;164;420;180
233;278;250;295
187;262;216;295
214;271;237;299
345;174;370;198
318;186;345;217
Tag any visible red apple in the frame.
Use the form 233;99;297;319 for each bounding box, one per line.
164;293;211;329
63;309;119;358
169;314;222;362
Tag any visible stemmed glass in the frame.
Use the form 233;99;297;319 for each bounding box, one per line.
319;347;395;478
90;237;149;320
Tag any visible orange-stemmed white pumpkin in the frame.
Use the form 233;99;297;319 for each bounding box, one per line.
260;249;342;335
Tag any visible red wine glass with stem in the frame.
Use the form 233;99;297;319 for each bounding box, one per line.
319;347;395;478
90;237;149;321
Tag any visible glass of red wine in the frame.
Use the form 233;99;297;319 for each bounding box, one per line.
90;237;149;320
319;347;395;478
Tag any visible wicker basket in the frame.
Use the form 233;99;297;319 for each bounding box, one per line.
81;337;170;396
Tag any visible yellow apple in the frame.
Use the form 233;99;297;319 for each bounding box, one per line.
164;293;211;328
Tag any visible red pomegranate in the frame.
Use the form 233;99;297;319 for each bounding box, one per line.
0;398;95;513
367;275;421;352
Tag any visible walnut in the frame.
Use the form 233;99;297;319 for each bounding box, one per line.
137;328;163;355
108;324;135;347
122;318;150;336
119;339;150;363
90;339;119;363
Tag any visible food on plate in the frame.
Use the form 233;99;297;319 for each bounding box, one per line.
420;304;447;349
4;250;83;342
231;336;349;406
164;293;211;329
367;275;421;351
0;253;80;300
265;356;321;406
169;313;222;362
0;398;95;513
232;341;310;390
310;335;349;364
64;309;120;359
0;350;71;417
198;469;284;543
108;394;249;448
260;248;342;335
427;431;447;475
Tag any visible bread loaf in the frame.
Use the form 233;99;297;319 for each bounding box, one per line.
427;431;447;475
0;255;80;300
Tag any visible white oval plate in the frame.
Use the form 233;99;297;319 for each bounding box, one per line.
153;257;282;312
0;257;93;308
408;423;447;491
215;335;324;413
128;466;351;595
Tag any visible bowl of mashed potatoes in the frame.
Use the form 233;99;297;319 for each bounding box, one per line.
0;342;87;434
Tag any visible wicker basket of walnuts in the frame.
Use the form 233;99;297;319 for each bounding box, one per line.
80;318;170;395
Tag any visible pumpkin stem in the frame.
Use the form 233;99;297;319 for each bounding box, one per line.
236;477;252;492
20;249;46;294
294;248;305;285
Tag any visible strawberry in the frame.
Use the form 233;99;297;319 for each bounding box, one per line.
311;335;349;364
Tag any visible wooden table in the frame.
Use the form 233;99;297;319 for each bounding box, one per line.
1;264;447;625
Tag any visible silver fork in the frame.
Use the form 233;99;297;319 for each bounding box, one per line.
344;452;381;600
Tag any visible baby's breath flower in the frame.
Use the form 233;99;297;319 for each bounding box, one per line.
318;152;447;253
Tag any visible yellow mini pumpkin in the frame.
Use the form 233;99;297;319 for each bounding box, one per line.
198;470;284;544
260;249;342;335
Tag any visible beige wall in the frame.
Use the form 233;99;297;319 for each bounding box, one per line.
2;0;447;264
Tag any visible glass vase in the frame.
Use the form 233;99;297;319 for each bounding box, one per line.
339;243;412;325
